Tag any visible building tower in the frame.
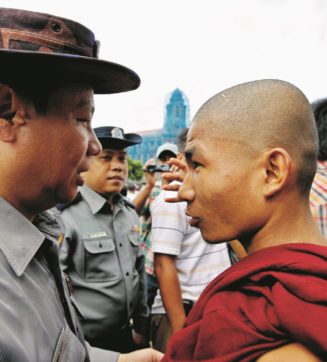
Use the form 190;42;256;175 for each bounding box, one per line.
128;88;189;163
163;88;189;138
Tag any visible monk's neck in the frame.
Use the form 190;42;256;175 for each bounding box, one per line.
242;203;327;255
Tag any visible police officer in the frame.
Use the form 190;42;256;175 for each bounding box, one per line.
0;8;162;362
59;126;150;353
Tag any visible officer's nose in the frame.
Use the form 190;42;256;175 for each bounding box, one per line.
111;159;123;171
88;128;102;156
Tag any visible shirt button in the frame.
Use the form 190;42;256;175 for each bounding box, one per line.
126;272;130;276
119;243;123;247
99;243;103;248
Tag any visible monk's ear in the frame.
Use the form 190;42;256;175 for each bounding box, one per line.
0;84;27;143
262;147;291;198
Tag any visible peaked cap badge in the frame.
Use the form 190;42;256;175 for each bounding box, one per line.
111;127;124;139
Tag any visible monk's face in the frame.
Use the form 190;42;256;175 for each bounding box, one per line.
178;120;265;244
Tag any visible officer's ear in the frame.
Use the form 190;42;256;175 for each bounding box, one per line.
0;84;27;143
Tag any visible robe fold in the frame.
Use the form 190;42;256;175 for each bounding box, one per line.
163;243;327;361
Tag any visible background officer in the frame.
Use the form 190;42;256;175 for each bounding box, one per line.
59;126;150;352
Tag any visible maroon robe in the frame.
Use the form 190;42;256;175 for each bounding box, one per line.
163;243;327;361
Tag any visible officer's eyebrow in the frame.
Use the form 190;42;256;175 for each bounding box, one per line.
101;149;115;155
76;98;95;115
101;149;127;155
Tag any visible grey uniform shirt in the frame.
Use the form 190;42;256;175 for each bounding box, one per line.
58;186;149;340
0;197;119;362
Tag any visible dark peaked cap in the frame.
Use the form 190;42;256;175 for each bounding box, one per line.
0;8;140;94
94;126;142;149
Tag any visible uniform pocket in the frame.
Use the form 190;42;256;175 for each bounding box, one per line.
127;232;141;265
83;237;120;282
52;324;86;362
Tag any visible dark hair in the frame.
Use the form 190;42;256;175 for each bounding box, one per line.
3;78;88;115
311;98;327;161
177;128;188;152
15;84;59;115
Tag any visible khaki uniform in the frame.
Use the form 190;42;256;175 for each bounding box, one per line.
0;197;119;362
58;186;149;350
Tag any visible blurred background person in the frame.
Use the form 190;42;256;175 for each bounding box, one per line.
132;143;178;310
310;98;327;236
126;180;138;201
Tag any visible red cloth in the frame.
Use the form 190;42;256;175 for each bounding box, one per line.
163;243;327;361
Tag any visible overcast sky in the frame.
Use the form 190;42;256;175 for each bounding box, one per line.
2;0;327;132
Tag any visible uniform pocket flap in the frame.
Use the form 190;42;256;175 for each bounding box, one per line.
83;237;115;254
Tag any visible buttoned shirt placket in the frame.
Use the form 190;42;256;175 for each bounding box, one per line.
111;202;134;324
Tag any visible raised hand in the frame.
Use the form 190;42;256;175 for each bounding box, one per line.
161;157;188;203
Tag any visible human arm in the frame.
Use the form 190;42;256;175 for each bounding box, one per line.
132;159;156;215
256;343;321;362
151;188;186;333
89;346;163;362
117;348;163;362
154;253;186;332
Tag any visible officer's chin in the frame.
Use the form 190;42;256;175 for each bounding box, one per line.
55;186;79;206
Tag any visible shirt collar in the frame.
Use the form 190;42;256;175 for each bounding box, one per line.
0;197;45;277
79;185;125;214
79;185;108;214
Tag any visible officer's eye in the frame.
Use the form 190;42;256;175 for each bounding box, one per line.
77;119;90;128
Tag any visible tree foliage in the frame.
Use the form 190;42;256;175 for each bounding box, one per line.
128;157;144;181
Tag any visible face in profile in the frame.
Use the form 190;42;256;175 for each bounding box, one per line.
178;120;264;244
18;84;101;209
82;148;128;198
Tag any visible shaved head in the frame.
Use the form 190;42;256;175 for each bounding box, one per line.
192;79;318;194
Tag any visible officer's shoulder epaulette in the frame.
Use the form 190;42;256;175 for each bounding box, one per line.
122;196;136;210
56;192;83;212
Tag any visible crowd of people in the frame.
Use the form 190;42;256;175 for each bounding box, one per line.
1;6;327;362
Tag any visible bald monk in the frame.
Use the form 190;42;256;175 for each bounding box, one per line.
162;79;327;361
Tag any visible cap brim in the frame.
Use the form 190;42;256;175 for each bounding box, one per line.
99;134;142;149
99;139;138;150
156;150;177;159
0;49;140;94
